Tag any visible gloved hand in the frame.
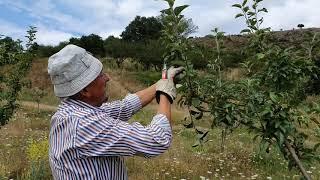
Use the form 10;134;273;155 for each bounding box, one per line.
165;66;185;83
155;79;176;104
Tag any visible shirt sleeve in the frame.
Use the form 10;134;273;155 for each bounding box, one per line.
100;93;142;122
75;113;172;158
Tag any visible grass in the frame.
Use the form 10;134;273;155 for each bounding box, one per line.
1;100;320;179
0;107;53;179
2;59;320;179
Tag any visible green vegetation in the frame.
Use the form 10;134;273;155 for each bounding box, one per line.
159;0;320;179
0;26;36;126
0;0;320;179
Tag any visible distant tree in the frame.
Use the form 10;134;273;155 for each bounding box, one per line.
0;36;23;53
69;37;81;46
0;26;36;126
30;87;47;113
35;45;57;57
69;34;105;57
179;18;199;37
297;24;304;29
104;36;129;67
120;16;163;42
133;40;165;70
104;36;165;70
160;12;198;37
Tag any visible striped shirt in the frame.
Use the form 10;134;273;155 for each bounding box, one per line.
49;94;172;180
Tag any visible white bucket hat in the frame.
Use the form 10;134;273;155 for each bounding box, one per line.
48;44;103;97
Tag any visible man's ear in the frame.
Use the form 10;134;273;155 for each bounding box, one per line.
80;87;91;98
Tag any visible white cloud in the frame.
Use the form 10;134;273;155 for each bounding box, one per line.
1;0;319;45
263;0;319;30
0;19;25;40
35;26;74;46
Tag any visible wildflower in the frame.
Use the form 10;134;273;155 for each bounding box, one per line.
207;171;212;174
251;174;258;179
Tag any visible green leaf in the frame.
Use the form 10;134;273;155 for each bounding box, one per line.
252;4;257;10
258;18;264;24
247;11;255;17
183;121;194;128
242;0;248;6
243;6;249;12
314;143;320;151
240;29;251;33
164;0;174;7
248;25;258;30
190;110;200;115
174;5;189;16
232;4;242;8
253;134;260;142
258;8;268;13
192;98;201;107
260;109;269;116
192;140;200;147
256;53;265;60
279;133;285;145
199;131;209;140
195;111;204;120
269;92;278;103
160;8;171;15
226;115;232;123
195;128;204;134
235;13;244;18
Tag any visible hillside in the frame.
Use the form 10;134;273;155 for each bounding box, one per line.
194;28;320;49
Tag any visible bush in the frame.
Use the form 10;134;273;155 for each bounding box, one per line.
133;71;159;86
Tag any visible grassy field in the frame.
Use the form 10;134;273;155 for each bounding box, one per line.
0;58;319;179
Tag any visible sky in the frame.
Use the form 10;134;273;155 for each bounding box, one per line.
0;0;318;46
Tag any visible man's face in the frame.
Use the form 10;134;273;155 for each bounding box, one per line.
84;71;110;106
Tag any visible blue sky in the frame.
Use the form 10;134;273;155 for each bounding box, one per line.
0;0;319;46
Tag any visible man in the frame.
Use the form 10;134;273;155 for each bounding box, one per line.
48;44;183;179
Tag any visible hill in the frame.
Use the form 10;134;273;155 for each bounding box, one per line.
194;28;320;49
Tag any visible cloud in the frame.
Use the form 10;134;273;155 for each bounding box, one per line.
0;19;26;40
263;0;319;30
35;26;74;46
1;0;319;45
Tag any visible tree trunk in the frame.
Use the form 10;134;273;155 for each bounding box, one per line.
284;140;311;180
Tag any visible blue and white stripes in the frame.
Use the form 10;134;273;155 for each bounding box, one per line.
49;94;172;180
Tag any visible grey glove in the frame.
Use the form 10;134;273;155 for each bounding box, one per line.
156;79;176;104
166;66;185;83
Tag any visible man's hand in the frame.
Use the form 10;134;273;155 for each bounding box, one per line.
166;66;185;83
156;79;176;104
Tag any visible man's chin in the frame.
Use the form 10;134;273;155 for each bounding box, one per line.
103;96;109;103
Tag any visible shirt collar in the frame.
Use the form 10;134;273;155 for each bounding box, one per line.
61;98;102;111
